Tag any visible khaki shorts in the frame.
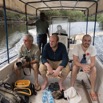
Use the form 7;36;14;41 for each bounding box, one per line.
39;60;70;78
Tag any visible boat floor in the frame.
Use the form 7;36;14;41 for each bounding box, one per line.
23;70;101;103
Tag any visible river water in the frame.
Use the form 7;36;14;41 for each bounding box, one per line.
0;23;26;53
0;22;103;65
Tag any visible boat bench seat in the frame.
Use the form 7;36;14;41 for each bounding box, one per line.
68;44;76;61
58;35;68;50
56;36;76;70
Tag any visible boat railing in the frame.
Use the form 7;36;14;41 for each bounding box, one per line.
0;54;17;67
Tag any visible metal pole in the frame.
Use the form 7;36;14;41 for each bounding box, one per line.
36;9;38;16
69;22;71;39
3;0;9;63
93;2;98;45
25;3;28;33
86;9;89;35
51;17;53;34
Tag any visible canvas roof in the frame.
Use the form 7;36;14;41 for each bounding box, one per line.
0;0;103;16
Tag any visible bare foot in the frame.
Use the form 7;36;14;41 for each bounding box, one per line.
90;91;97;101
41;80;48;90
59;82;65;91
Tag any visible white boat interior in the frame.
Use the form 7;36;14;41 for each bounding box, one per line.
0;36;103;103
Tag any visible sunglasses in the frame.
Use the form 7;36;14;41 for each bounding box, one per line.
83;54;86;59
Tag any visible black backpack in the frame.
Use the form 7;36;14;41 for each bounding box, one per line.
0;85;21;103
14;80;37;96
13;80;37;103
0;82;31;103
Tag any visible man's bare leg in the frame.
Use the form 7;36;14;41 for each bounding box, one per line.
32;63;41;91
59;68;70;91
39;64;48;90
71;65;79;86
14;63;21;79
90;67;97;101
41;76;48;90
32;64;39;85
15;69;21;79
59;77;65;91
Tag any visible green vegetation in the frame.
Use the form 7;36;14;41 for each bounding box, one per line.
0;9;26;21
86;14;103;29
97;14;103;29
43;10;85;21
0;9;103;24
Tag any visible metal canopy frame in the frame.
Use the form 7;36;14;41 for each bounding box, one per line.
21;0;98;42
18;0;98;16
19;0;98;34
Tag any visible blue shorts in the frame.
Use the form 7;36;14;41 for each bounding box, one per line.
37;34;47;50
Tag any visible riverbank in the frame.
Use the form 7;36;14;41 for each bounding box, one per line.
0;21;25;25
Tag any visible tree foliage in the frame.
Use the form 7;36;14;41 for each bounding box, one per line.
0;9;103;23
43;10;85;21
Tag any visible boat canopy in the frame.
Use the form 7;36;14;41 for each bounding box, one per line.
0;0;103;16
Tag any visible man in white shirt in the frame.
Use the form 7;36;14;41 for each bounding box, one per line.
71;34;97;101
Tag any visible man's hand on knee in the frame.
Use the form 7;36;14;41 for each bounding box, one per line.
82;64;91;73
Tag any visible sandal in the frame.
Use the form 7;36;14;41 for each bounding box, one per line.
48;82;59;92
54;82;60;91
34;84;41;91
52;90;67;100
48;83;55;92
52;90;62;99
90;92;97;101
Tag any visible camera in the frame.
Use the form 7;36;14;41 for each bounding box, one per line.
16;56;31;69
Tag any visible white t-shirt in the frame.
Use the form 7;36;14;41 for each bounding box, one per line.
73;44;96;64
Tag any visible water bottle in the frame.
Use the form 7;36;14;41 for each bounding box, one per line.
42;90;48;103
48;91;55;103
